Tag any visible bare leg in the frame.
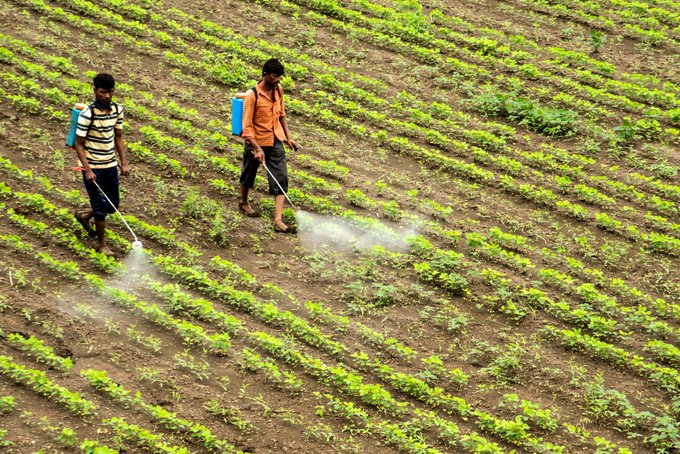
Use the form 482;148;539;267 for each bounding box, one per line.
75;209;96;238
95;220;113;256
240;184;249;206
239;184;260;217
273;194;287;230
81;209;94;222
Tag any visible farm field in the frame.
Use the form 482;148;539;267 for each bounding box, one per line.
0;0;679;451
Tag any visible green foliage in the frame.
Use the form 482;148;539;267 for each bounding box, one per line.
3;2;680;453
588;29;607;52
7;333;73;372
469;88;578;136
240;348;302;391
644;340;680;366
0;429;14;448
0;395;15;413
419;305;469;335
0;355;96;416
583;374;654;435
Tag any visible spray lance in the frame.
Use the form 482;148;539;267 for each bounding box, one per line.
91;179;143;250
263;162;297;209
72;165;142;250
251;148;297;209
250;148;320;234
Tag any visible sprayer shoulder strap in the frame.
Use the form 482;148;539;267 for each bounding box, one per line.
251;85;258;114
249;84;282;116
86;102;119;136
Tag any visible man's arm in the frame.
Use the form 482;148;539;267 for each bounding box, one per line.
115;106;129;176
278;88;297;151
115;128;129;176
242;90;265;162
280;117;298;151
246;136;264;163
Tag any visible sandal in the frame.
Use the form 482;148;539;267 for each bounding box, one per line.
238;203;261;218
74;210;96;238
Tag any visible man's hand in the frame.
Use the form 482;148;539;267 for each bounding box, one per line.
287;139;299;151
84;169;96;182
120;162;130;177
254;148;265;163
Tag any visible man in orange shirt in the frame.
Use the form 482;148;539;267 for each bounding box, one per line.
239;58;298;233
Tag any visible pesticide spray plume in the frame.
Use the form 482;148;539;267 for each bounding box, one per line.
260;157;418;251
295;211;418;253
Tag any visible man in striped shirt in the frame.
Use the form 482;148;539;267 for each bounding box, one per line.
74;73;129;257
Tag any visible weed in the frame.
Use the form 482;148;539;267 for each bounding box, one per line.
174;349;210;380
205;399;253;433
0;296;10;312
74;303;95;318
305;421;337;444
0;429;13;448
126;325;162;353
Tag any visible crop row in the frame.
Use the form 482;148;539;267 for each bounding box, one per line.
4;332;73;372
148;249;645;450
82;369;239;453
329;0;680;109
1;77;676;362
0;3;676;454
0;187;240;359
0;229;500;452
0;354;96;416
1;184;564;451
6;0;680;398
305;89;679;223
0;392;118;452
514;0;680;46
408;236;680;397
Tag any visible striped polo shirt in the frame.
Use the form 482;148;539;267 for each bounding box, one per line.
76;102;124;169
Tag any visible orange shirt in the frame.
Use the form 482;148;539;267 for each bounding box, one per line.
242;83;286;147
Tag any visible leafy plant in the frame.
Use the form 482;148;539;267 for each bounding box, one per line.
589;30;607;53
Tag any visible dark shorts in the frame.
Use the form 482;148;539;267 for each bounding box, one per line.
239;139;288;195
83;166;119;222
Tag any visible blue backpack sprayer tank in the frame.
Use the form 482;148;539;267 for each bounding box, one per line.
231;92;247;136
65;102;87;147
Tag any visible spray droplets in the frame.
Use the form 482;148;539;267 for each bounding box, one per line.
295;211;417;253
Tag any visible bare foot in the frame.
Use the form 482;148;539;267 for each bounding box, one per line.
238;202;261;217
274;220;295;233
97;245;115;257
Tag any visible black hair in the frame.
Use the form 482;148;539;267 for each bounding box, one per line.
262;58;284;77
93;73;115;91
